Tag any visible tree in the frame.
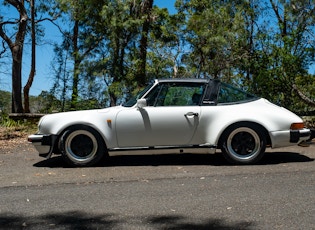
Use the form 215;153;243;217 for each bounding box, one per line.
50;42;71;112
0;0;59;113
134;0;154;87
176;0;249;79
293;82;315;108
175;0;314;112
0;0;28;113
147;7;187;79
55;0;110;109
249;0;315;110
23;0;35;113
50;0;187;108
0;90;11;113
39;0;313;113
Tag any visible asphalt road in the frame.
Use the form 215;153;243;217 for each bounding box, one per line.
0;139;314;229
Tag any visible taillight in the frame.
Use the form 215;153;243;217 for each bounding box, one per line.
290;123;304;130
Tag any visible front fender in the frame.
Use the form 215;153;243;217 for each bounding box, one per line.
38;108;121;149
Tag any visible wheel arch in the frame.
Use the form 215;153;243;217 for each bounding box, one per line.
217;121;271;148
54;124;108;154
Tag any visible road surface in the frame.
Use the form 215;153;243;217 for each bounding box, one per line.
0;139;314;229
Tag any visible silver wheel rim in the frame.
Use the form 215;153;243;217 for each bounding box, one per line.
227;127;261;162
65;130;98;164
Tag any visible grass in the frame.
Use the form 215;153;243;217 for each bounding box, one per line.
0;114;38;140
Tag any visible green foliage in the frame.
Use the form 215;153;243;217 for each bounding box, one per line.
147;7;188;78
240;1;315;112
4;0;314;113
303;116;315;128
0;113;20;127
0;113;38;140
177;0;249;78
0;90;11;114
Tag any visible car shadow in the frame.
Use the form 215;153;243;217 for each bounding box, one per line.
259;151;314;165
33;151;313;168
0;211;255;229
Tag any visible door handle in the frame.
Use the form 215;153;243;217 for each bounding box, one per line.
184;112;199;117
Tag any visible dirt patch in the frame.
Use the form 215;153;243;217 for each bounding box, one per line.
0;127;27;140
0;137;29;152
0;127;34;152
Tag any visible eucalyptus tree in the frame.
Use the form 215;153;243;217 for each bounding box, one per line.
52;0;157;107
135;0;154;87
97;0;170;105
50;42;71;112
23;0;35;113
147;7;188;79
0;0;61;113
56;0;107;109
99;0;141;106
176;0;249;79
0;0;28;113
252;0;315;110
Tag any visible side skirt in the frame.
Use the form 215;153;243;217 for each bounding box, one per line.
108;145;217;156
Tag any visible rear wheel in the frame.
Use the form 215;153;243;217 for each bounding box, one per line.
59;126;106;167
221;124;266;164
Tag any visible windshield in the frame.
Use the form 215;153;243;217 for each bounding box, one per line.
123;83;154;107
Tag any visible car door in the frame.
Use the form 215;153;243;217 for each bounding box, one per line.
115;82;205;148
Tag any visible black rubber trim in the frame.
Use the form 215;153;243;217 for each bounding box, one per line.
290;130;311;143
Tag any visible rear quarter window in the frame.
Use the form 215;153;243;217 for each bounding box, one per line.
217;83;258;104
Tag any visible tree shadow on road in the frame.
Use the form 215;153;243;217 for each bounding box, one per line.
0;211;255;230
33;150;313;168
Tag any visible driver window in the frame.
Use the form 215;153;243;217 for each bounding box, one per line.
148;83;205;106
145;85;162;106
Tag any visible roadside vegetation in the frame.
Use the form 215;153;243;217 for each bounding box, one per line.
303;116;315;129
0;0;314;143
1;0;315;114
0;113;37;140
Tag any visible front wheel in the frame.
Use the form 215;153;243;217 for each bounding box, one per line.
59;126;106;167
221;124;266;164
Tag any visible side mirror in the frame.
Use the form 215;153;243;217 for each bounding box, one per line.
136;98;147;109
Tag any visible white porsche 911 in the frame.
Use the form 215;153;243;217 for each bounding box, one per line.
28;78;312;166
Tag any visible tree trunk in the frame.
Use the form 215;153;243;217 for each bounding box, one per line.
109;92;117;107
70;20;79;110
135;0;153;87
11;3;28;113
0;0;28;113
24;0;36;113
12;57;24;113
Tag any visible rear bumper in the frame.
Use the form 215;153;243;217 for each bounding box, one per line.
270;128;311;148
290;129;312;143
28;134;58;158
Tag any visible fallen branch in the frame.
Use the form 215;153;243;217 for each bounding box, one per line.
292;84;315;107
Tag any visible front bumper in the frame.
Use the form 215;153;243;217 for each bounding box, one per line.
28;134;58;158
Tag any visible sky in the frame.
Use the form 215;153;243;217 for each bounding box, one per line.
0;0;177;96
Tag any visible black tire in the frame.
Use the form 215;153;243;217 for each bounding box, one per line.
221;123;266;164
59;126;106;167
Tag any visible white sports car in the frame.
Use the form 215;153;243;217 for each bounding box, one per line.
28;78;312;166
